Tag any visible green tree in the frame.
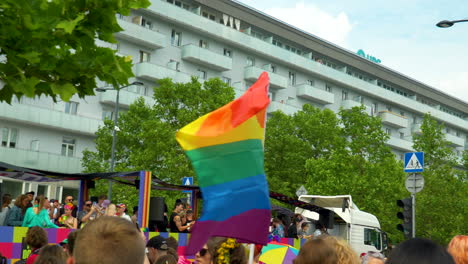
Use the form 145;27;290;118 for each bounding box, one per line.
0;0;149;103
412;113;467;244
82;77;234;207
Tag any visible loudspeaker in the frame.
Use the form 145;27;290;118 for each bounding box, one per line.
318;209;335;229
135;180;140;190
149;197;165;222
86;180;95;189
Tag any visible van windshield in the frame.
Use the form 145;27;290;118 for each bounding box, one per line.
364;228;381;250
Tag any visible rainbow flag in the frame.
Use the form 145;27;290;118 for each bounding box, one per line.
176;72;271;254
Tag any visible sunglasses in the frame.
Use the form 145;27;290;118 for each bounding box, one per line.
85;204;92;206
199;248;208;257
67;199;74;201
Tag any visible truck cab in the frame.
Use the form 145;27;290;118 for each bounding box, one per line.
295;195;388;255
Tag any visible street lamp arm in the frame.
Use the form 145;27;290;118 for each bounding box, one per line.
436;19;468;28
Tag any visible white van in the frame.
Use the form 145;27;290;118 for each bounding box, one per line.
295;195;388;255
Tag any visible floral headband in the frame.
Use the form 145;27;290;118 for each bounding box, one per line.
216;238;241;264
64;203;74;210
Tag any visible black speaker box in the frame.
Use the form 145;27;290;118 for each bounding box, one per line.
149;197;165;222
318;209;335;229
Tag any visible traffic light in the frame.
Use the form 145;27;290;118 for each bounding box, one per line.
396;197;413;239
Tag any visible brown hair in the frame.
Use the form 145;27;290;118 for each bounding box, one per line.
66;230;80;256
294;236;359;264
34;195;46;214
448;235;468;264
166;237;178;250
73;216;145;264
167;248;179;262
211;238;247;264
34;244;67;264
2;194;12;207
25;226;48;249
155;254;177;264
14;194;28;215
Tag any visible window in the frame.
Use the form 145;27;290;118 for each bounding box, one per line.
385;128;391;135
199;39;208;48
325;84;332;92
174;0;182;7
271;65;277;73
288;72;296;85
171;30;182;46
2;180;23;200
456;131;460;137
202;11;216;21
102;111;114;120
400;132;405;139
307;80;315;86
141;18;152;29
364;228;382;250
446;128;451;134
37;185;48;197
342;90;348;100
387;106;392;112
182;3;190;10
268;92;275;101
223;48;232;57
30;140;40;152
222;77;231;86
413;116;417;124
168;60;180;71
371;103;378;116
246;57;255;66
2;128;18;148
197;69;207;80
400;111;405;116
61;137;76;157
139;51;150;63
64;101;78;115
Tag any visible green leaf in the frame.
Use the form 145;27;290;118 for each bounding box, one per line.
51;83;78;102
13;77;41;97
56;14;85;34
18;52;41;64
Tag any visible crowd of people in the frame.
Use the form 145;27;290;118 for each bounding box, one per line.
0;192;137;229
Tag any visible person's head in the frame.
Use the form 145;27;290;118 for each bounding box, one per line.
14;194;29;214
272;218;282;228
25;226;48;249
133;206;138;215
362;251;385;264
165;237;178;251
34;195;46;212
83;201;92;212
315;222;325;231
186;210;193;219
65;230;80;257
167;248;178;262
44;198;51;209
26;191;35;201
105;204;116;216
146;235;168;263
2;193;12;207
64;196;74;204
71;216;145;264
211;238;246;264
301;222;309;232
448;235;468;264
98;195;107;205
386;238;455;264
294;235;359;264
34;244;67;264
155;254;177;264
195;237;225;264
52;199;60;208
174;202;184;213
116;203;127;215
64;203;74;216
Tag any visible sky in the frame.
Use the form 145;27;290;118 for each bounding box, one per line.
237;0;468;103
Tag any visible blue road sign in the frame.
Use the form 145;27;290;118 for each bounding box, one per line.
182;177;193;193
404;152;424;173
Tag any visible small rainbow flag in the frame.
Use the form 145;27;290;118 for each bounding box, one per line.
176;72;271;254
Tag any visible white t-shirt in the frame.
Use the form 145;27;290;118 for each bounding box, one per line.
120;213;132;222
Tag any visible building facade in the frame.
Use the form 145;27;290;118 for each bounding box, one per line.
1;0;467;193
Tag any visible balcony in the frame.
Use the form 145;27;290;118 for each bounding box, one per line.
296;84;334;105
99;89;155;108
181;44;232;71
115;19;166;50
340;100;371;115
0;146;83;174
386;136;415;152
378;111;408;128
268;101;299;115
244;66;288;89
135;62;192;83
445;133;465;147
0;103;102;136
412;123;422;135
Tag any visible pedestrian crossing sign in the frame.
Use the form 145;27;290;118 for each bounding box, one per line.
404;152;424;172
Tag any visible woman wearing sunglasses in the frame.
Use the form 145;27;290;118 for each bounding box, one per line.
195;237;246;264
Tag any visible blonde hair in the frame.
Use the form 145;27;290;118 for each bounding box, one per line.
294;236;359;264
448;235;468;264
74;216;145;264
105;204;116;216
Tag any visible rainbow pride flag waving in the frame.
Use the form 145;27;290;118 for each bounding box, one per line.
176;72;272;254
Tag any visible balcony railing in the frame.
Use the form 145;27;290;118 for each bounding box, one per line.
135;62;192;83
115;19;166;50
268;101;299;115
0;103;102;136
378;111;408;128
296;84;334;105
386;136;415;152
0;146;83;174
445;133;465;147
181;44;232;71
244;66;288;89
340;100;372;115
99;89;155;108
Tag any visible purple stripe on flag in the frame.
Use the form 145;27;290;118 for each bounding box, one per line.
185;209;270;255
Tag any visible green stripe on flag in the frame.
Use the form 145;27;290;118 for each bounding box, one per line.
185;139;264;187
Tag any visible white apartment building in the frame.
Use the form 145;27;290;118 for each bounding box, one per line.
1;0;467;197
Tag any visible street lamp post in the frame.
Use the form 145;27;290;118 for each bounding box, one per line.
96;81;144;201
436;19;468;28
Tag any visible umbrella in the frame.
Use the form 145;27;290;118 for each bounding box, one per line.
259;242;299;264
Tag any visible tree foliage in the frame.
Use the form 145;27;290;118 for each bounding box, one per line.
265;105;407;243
0;0;150;103
412;113;467;245
82;77;234;208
